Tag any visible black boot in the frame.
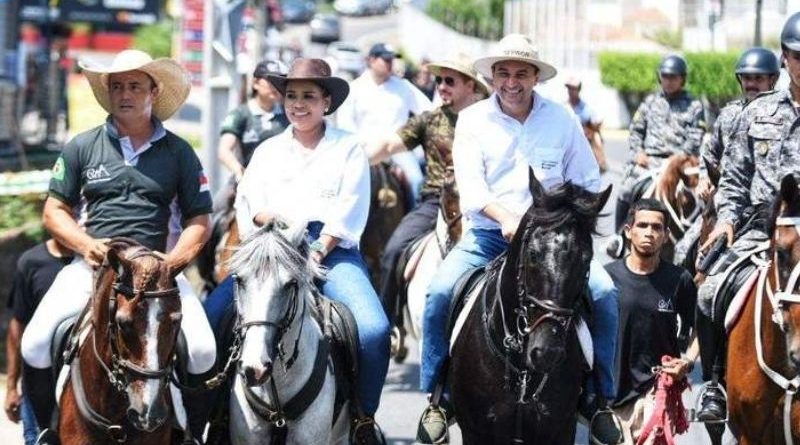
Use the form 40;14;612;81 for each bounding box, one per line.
579;394;623;445
181;371;214;444
351;416;386;445
697;384;727;423
23;364;56;431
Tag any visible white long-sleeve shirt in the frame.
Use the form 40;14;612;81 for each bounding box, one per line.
453;92;601;230
235;124;370;248
336;73;433;141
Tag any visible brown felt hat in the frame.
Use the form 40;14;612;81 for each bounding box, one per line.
266;58;350;115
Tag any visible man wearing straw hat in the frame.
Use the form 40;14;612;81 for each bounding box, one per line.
20;49;215;444
416;34;621;445
365;53;489;332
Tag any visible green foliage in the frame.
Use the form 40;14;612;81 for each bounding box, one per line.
133;20;174;59
648;28;683;50
599;51;742;114
0;194;45;239
426;0;503;40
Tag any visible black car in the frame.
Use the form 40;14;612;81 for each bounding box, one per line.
281;0;317;23
310;13;341;43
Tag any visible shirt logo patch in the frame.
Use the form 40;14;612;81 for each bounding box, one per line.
657;298;674;313
85;164;111;183
199;171;210;193
52;157;65;181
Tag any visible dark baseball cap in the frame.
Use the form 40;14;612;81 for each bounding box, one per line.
368;43;399;59
253;60;288;79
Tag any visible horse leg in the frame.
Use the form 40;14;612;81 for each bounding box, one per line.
704;422;725;445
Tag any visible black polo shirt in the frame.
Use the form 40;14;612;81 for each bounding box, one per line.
49;120;212;251
219;102;288;167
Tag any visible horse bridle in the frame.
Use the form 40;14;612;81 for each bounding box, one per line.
233;274;306;374
93;251;181;392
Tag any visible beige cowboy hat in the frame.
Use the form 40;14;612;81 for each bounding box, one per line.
425;53;490;96
474;34;557;82
79;49;191;121
267;58;349;115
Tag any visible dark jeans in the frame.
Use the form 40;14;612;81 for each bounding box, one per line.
378;197;439;325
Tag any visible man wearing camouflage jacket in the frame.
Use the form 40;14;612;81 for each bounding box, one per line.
694;14;800;423
608;55;706;257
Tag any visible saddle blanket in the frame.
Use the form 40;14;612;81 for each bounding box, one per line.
449;282;594;369
724;268;760;333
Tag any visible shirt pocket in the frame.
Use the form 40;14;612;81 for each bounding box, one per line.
315;174;341;201
531;147;564;184
748;121;783;163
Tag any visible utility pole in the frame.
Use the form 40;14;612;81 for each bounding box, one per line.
755;0;763;46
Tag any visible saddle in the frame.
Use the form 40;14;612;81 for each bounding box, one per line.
708;243;769;326
630;174;655;202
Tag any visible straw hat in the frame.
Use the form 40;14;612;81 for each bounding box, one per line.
79;50;191;121
474;34;557;82
425;53;490;96
267;58;349;115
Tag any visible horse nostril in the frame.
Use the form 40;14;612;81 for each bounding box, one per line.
244;365;268;387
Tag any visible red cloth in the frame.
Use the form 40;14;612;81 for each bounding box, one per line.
636;355;690;445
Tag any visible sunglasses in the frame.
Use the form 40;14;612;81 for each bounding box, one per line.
434;75;457;87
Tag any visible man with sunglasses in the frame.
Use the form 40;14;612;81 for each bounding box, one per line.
607;55;706;258
338;43;433;207
365;54;489;340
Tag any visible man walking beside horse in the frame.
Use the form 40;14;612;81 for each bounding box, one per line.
20;50;216;444
415;34;621;445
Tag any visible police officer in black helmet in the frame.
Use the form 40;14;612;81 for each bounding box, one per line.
607;54;706;258
695;13;800;423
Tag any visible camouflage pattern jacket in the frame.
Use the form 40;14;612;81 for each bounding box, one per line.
716;89;800;229
628;90;706;162
700;98;745;182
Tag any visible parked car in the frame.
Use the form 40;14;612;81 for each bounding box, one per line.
310;13;341;43
333;0;393;16
281;0;316;23
326;41;365;76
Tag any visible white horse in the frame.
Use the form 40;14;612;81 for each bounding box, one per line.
227;220;350;445
392;178;462;361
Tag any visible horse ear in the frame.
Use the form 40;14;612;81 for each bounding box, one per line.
528;168;545;204
591;185;613;215
780;174;800;209
106;244;128;278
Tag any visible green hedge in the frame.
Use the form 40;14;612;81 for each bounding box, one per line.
426;0;504;40
599;51;741;115
133;20;174;59
0;195;45;239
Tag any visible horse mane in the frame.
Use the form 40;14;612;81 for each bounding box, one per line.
523;181;604;236
228;225;324;286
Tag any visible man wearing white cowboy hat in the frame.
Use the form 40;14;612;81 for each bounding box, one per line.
364;53;488;339
20;49;216;444
416;34;622;445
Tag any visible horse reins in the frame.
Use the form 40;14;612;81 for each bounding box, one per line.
752;216;800;445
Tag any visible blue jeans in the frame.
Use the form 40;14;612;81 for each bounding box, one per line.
420;228;619;401
203;222;390;415
21;395;38;445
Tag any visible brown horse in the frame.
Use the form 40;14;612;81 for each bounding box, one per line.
196;210;240;290
361;162;409;286
651;153;702;260
59;238;183;445
726;175;800;444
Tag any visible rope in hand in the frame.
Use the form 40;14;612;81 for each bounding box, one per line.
636;355;690;445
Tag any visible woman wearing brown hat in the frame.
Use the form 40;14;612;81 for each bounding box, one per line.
213;58;388;444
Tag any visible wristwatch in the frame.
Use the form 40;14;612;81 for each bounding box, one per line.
309;240;328;257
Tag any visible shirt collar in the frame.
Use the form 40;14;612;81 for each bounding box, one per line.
104;116;166;142
489;90;543;124
105;116;166;165
247;99;283;118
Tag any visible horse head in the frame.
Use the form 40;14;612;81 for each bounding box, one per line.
510;171;610;372
656;153;701;235
229;219;322;387
767;175;800;373
100;238;182;432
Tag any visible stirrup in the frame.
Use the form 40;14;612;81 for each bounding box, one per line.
589;408;624;445
690;383;729;424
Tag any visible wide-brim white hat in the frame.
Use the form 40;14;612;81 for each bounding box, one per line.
79;50;191;121
426;53;490;96
474;34;557;82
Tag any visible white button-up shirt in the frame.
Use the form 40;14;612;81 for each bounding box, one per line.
454;92;601;230
235;124;370;249
336;73;433;141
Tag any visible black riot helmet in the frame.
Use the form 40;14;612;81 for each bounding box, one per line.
658;55;688;77
782;11;800;52
735;47;780;75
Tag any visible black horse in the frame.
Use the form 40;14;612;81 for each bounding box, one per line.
450;172;611;444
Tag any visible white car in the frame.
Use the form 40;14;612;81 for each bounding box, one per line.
326;42;366;76
333;0;393;16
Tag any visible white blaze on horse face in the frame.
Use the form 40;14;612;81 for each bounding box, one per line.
141;298;163;409
240;268;292;373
